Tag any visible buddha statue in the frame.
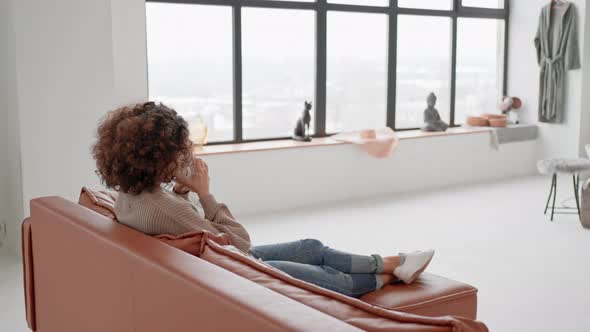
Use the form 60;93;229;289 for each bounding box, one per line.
421;92;448;132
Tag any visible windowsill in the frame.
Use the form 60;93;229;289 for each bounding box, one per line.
194;126;496;156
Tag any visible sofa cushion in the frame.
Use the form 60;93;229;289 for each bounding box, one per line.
360;274;478;319
78;187;213;256
153;231;230;256
198;238;488;332
78;187;118;221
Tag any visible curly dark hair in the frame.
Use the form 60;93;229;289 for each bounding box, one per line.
92;102;193;194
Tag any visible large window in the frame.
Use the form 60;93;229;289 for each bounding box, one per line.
462;0;504;9
242;8;315;139
398;0;452;10
146;0;508;144
326;12;388;133
396;15;452;129
455;18;505;124
146;3;234;142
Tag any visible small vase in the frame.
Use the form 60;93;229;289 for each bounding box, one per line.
189;116;209;146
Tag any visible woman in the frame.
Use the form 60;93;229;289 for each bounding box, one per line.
93;102;434;298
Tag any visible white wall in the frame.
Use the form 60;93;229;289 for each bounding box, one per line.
204;136;537;216
1;0;147;256
110;0;149;105
0;0;10;248
12;0;115;210
0;0;24;253
580;2;590;157
508;0;588;160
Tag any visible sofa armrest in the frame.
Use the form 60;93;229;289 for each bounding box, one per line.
23;197;360;332
22;218;36;330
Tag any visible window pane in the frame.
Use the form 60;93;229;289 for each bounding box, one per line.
242;8;315;139
327;12;388;133
328;0;388;6
462;0;504;9
146;3;233;142
396;16;451;129
455;18;505;124
398;0;453;10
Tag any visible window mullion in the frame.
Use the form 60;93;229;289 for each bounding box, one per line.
232;4;243;141
502;1;510;96
315;0;327;137
449;15;458;127
386;0;397;130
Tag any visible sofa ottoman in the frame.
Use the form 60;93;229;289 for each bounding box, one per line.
361;273;478;319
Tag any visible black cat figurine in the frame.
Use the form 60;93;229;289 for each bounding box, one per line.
293;101;312;142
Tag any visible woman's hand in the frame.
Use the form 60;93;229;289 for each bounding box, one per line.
173;183;190;195
176;158;210;198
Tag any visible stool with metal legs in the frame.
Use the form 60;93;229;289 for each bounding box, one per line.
543;172;582;221
538;159;590;222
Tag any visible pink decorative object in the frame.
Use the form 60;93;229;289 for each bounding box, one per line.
466;116;489;127
499;97;513;113
360;129;377;140
482;114;505;120
498;96;522;124
489;118;507;128
481;114;507;128
332;128;399;158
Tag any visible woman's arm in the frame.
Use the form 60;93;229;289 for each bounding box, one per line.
155;194;251;253
174;159;251;251
199;193;251;243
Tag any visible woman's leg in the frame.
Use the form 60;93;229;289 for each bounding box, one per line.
264;260;381;298
249;239;402;274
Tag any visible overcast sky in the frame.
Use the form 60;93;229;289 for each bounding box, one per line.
146;2;503;63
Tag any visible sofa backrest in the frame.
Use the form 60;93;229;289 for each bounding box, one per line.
22;197;360;332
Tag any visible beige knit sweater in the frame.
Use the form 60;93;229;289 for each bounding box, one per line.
115;187;251;252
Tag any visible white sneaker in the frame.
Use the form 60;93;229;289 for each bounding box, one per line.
393;250;435;284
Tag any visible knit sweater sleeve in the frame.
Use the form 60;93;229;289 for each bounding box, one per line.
199;194;251;248
155;191;251;252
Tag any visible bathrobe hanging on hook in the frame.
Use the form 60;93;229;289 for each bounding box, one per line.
535;1;580;123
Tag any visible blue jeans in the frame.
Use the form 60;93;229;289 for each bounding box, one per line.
249;239;384;297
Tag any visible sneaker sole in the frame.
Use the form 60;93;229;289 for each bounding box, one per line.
404;251;435;284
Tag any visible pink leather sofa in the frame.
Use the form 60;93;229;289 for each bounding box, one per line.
22;196;487;331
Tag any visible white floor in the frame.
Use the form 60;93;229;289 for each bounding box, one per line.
0;250;28;331
2;176;590;331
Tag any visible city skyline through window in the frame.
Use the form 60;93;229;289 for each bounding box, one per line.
146;0;508;143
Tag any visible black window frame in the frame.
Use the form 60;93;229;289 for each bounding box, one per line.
145;0;510;145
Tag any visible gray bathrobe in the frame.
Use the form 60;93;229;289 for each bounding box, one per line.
534;2;581;123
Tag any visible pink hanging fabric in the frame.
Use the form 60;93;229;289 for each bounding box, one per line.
331;128;399;158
